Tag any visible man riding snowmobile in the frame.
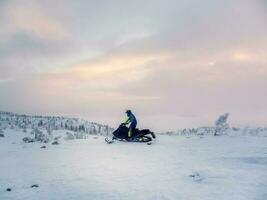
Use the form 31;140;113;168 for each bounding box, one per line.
105;110;155;143
122;110;137;140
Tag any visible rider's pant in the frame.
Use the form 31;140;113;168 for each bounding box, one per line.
128;122;137;138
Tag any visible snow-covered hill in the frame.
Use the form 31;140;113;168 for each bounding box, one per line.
161;113;267;137
0;111;113;142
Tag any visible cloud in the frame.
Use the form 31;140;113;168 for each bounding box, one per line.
33;51;173;97
1;0;69;42
115;31;154;47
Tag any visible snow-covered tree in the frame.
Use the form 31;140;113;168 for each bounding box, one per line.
34;128;50;143
46;127;53;135
214;113;230;136
0;129;4;137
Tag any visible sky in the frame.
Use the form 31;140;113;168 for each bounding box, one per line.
0;0;267;131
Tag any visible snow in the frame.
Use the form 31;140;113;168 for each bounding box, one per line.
1;129;267;200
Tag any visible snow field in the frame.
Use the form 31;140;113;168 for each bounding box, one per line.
0;129;267;200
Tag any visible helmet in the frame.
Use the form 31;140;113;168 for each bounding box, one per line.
125;110;132;114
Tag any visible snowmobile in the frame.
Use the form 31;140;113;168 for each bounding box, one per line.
105;124;156;144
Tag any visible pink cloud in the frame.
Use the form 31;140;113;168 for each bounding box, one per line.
1;1;69;42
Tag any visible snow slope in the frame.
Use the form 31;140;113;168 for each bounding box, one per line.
0;129;267;200
0;111;113;136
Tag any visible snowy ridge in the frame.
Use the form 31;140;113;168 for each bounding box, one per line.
0;111;114;136
161;126;267;136
160;113;267;137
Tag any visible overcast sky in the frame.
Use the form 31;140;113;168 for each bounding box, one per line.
0;0;267;131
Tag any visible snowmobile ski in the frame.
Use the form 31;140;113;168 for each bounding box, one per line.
105;137;115;144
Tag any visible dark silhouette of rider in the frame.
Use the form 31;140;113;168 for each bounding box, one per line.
123;110;137;139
